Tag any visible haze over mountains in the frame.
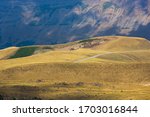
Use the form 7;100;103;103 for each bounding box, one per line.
0;0;150;48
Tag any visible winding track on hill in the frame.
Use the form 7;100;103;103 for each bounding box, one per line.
73;50;145;63
74;52;113;63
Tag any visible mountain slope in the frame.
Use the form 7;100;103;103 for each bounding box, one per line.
0;0;150;48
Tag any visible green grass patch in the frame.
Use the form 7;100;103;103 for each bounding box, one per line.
78;38;100;43
9;47;38;59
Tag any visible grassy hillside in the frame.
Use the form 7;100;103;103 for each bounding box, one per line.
0;63;150;100
9;47;38;59
93;36;150;51
1;36;150;60
0;36;150;100
95;50;150;62
0;47;18;60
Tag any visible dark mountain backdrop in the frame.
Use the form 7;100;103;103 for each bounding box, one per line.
0;0;150;49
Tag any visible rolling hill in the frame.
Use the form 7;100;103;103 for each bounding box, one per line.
0;36;150;100
0;47;18;60
93;37;150;51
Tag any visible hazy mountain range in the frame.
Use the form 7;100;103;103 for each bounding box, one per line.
0;0;150;48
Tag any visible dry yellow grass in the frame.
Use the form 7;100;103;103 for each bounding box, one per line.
0;36;150;100
94;36;150;51
0;47;18;60
0;63;150;100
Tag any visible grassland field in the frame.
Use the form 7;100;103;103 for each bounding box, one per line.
0;36;150;100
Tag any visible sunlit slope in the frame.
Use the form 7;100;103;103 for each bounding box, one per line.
0;36;150;70
0;49;150;70
1;36;150;60
8;46;54;59
0;36;150;100
0;47;18;60
1;62;149;84
93;36;150;51
0;63;150;100
87;50;150;63
0;49;103;70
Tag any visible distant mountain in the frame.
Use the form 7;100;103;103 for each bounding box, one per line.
0;0;150;48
